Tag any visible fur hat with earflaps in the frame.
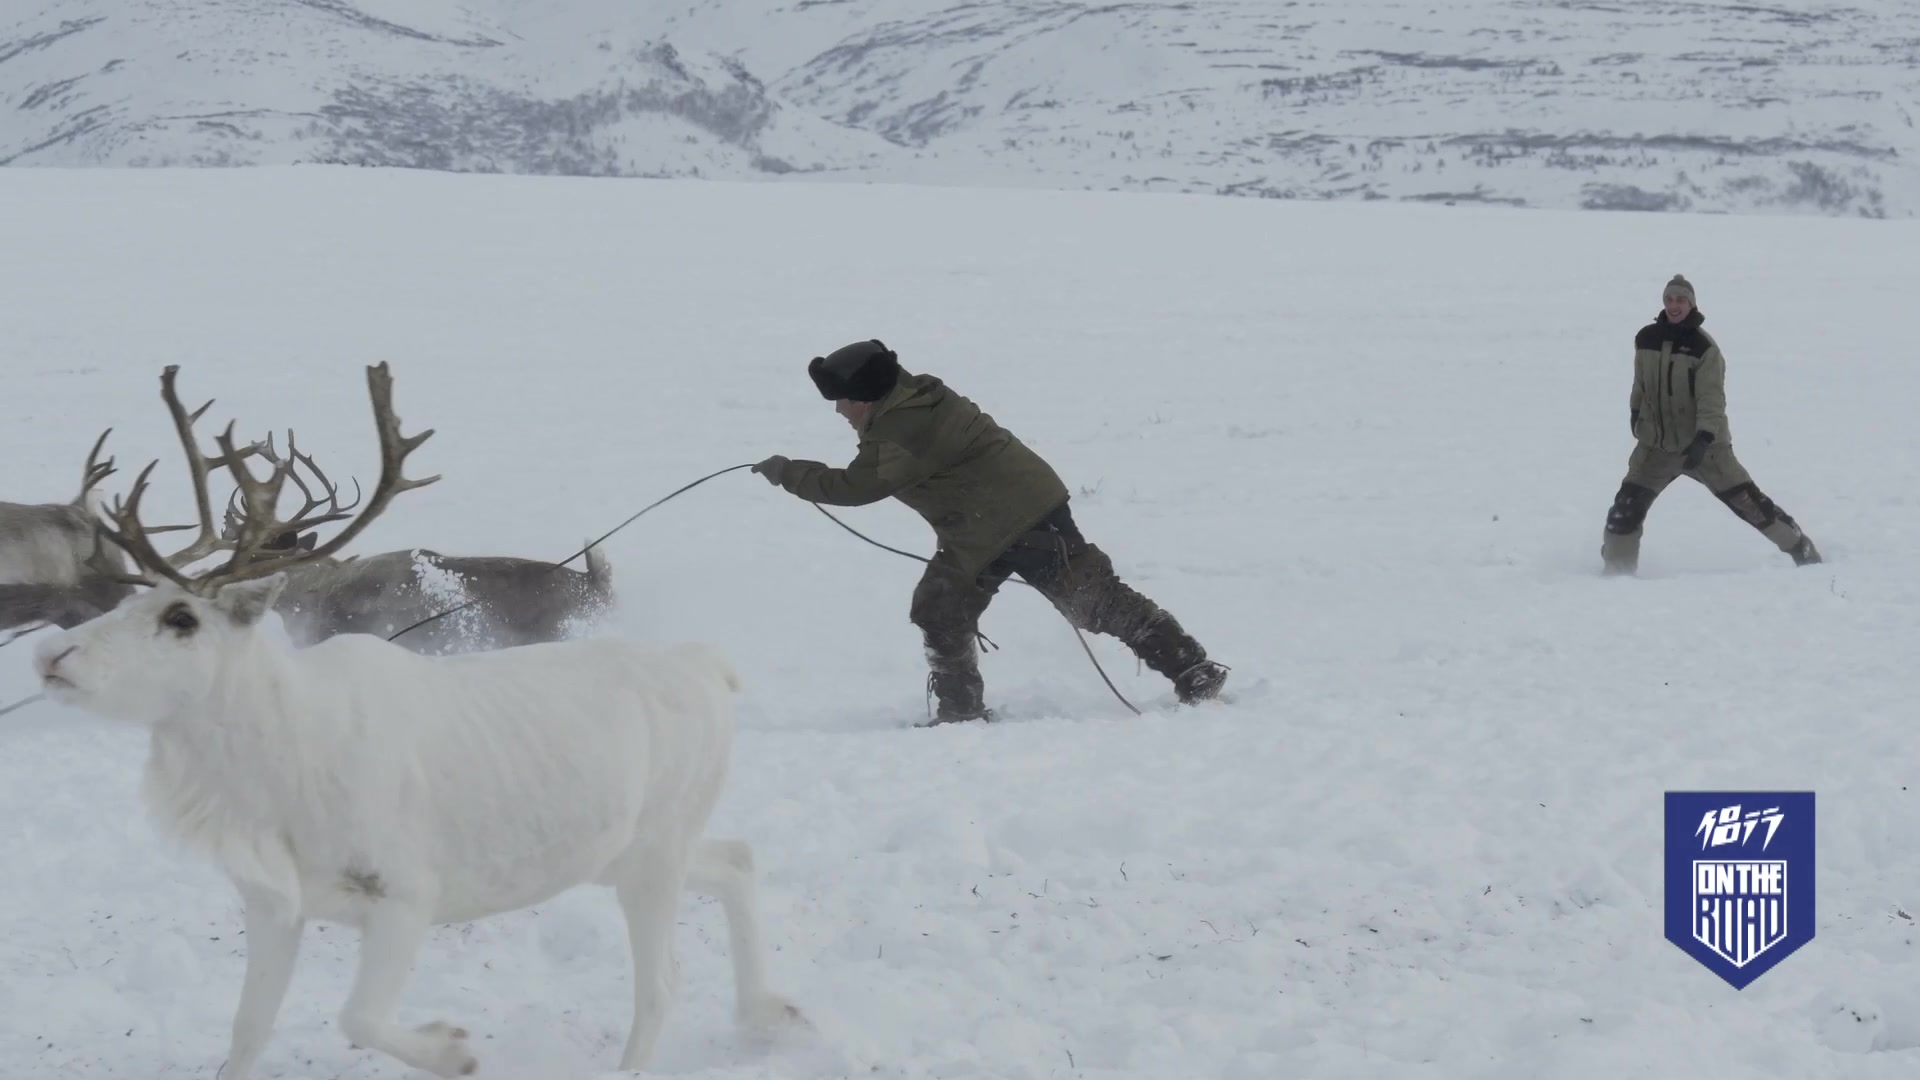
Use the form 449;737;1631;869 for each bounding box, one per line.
809;339;901;402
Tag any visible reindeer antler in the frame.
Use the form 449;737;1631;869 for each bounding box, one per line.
198;362;438;591
97;362;437;598
75;429;117;506
85;519;155;589
147;367;272;571
221;429;365;552
274;429;365;528
96;460;211;594
73;425;205;543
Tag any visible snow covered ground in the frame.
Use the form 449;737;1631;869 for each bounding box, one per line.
2;164;1919;1077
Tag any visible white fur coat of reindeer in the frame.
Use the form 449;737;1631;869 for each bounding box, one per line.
30;363;803;1078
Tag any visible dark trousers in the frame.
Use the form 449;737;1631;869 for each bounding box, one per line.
908;501;1206;718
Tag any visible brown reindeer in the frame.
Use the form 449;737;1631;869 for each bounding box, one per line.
0;429;133;588
3;369;616;656
209;428;617;653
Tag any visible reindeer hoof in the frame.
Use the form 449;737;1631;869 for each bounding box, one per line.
414;1020;478;1077
740;992;809;1030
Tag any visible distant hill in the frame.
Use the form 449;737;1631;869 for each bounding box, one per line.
6;0;1913;216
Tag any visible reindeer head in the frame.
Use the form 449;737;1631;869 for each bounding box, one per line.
35;362;438;726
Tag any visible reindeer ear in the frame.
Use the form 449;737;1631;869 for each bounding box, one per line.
214;573;287;626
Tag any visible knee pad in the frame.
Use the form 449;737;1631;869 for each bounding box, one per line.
1605;483;1656;535
1715;482;1780;528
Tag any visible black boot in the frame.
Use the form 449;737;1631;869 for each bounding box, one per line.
922;669;993;725
1173;659;1230;704
1129;611;1230;705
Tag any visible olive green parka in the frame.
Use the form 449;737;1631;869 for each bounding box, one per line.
778;370;1070;578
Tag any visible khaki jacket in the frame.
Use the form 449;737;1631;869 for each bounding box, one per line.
1631;309;1731;452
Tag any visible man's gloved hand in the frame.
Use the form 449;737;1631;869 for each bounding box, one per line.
1682;431;1713;470
752;455;791;486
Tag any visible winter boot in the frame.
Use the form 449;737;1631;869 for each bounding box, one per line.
922;669;993;726
1173;660;1230;705
1790;534;1822;566
1600;529;1639;576
1128;611;1228;704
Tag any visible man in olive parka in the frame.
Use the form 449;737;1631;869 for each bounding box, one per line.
1601;274;1820;574
754;339;1229;724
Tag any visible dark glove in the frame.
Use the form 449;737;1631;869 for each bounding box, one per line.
1682;431;1713;470
752;455;790;486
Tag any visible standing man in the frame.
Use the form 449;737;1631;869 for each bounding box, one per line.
1601;274;1821;574
753;339;1229;724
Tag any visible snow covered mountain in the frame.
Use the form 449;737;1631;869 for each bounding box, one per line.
6;0;1917;216
0;0;898;179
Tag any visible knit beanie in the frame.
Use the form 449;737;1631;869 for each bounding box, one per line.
1664;274;1696;302
808;339;901;402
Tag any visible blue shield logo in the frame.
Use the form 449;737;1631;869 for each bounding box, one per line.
1665;791;1815;989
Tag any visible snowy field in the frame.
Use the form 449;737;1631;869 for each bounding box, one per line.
2;165;1919;1078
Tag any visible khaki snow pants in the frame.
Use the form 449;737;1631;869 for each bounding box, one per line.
1601;441;1809;573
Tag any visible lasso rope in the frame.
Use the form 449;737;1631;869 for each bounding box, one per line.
384;463;1140;714
3;463;1144;720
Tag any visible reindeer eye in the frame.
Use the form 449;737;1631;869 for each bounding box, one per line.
160;602;200;635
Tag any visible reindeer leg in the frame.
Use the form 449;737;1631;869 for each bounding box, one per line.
613;847;692;1072
686;838;806;1030
337;900;475;1078
221;886;305;1080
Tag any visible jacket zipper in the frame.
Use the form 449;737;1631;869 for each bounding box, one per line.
1658;357;1674;445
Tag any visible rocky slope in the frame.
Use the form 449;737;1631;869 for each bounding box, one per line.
5;0;1915;216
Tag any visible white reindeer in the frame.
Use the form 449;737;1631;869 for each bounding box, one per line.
29;362;803;1078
